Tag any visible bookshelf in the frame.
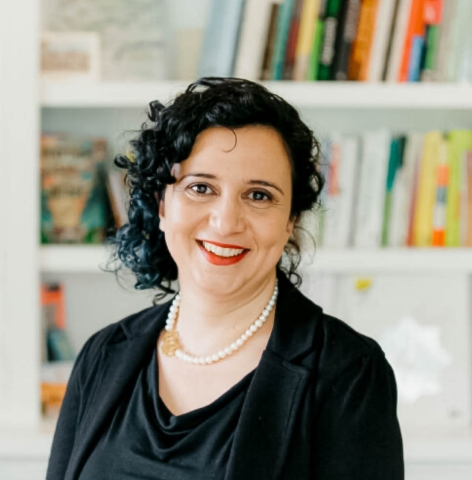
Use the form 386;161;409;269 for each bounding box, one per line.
2;1;472;479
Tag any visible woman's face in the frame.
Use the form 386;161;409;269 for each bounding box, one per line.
158;125;294;296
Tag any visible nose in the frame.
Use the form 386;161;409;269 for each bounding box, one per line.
208;193;245;236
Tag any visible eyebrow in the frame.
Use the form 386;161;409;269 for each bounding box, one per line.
179;173;285;195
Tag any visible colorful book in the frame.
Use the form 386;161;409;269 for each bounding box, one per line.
317;0;345;80
381;136;405;246
398;0;426;82
307;0;327;80
197;0;246;77
432;138;449;246
332;0;362;81
234;0;277;80
347;0;380;81
368;0;397;82
271;0;296;79
40;134;109;244
293;0;321;80
413;131;442;246
446;131;472;246
283;0;304;79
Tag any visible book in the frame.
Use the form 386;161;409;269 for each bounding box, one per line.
332;0;362;81
434;0;457;81
283;0;304;79
381;136;405;246
234;0;276;80
367;0;397;82
398;0;426;82
307;0;328;79
323;135;360;248
419;0;443;82
432;138;449;246
271;0;296;79
40;133;109;244
197;0;246;77
413;131;442;246
317;0;345;80
353;129;391;248
107;170;128;228
293;0;321;80
385;0;412;82
465;152;472;246
347;0;379;81
446;130;472;247
260;3;282;80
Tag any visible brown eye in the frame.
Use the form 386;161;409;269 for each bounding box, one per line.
249;190;271;201
190;184;211;195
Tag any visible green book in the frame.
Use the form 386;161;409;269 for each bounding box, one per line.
307;20;325;80
317;0;343;81
271;0;295;80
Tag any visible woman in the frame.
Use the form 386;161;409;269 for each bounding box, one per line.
46;77;404;480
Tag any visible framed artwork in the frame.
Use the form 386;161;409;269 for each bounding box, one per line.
40;31;100;81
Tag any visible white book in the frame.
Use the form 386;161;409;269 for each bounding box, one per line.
385;0;411;83
389;133;423;248
197;0;246;77
354;130;391;248
435;0;457;81
323;135;360;249
234;0;278;80
367;0;396;82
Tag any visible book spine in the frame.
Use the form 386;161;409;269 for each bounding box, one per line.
260;3;282;80
271;0;296;79
465;152;472;246
420;24;440;81
234;0;276;80
332;0;361;81
347;0;380;81
317;0;344;80
432;139;448;246
197;0;247;77
283;0;304;79
398;0;426;82
368;0;397;82
385;0;412;82
434;0;457;81
293;0;321;80
307;12;326;79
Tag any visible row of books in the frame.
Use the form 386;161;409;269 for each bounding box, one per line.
40;133;128;244
40;283;75;419
198;0;472;83
310;129;472;249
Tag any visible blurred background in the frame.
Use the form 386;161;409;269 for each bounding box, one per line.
1;0;472;478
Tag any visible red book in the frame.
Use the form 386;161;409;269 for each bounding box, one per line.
398;0;426;82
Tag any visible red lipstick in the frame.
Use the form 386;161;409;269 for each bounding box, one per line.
197;241;249;266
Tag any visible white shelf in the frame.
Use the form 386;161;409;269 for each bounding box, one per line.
40;245;472;273
40;80;472;109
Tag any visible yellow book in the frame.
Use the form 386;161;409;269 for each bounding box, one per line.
446;130;472;247
413;131;442;247
293;0;320;80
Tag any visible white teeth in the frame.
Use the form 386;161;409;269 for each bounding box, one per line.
202;242;245;257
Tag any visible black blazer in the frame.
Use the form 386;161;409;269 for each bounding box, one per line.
46;273;404;480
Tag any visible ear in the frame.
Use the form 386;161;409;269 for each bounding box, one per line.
286;215;295;238
155;191;166;232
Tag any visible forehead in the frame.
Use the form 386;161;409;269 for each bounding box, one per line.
179;126;292;177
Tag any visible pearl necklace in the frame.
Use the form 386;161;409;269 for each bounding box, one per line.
160;281;278;365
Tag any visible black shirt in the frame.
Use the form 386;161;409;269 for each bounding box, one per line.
79;347;255;480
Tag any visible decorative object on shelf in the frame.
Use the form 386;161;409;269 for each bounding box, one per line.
41;0;168;81
40;31;100;82
40;133;112;244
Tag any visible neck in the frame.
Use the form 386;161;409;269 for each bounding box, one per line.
174;273;278;355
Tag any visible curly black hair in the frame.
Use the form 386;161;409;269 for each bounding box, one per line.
108;77;325;300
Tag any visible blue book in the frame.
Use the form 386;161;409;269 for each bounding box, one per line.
271;0;295;80
197;0;247;77
408;35;425;82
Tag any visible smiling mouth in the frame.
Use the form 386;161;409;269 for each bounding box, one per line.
196;240;250;258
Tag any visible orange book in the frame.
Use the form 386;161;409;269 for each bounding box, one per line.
398;0;426;82
41;283;66;329
347;0;380;81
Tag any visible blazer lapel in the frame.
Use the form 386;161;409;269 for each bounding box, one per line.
225;273;322;480
224;350;311;480
65;305;169;480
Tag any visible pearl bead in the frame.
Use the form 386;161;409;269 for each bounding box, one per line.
250;324;258;333
231;343;238;351
245;329;253;337
255;319;263;327
205;356;213;364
